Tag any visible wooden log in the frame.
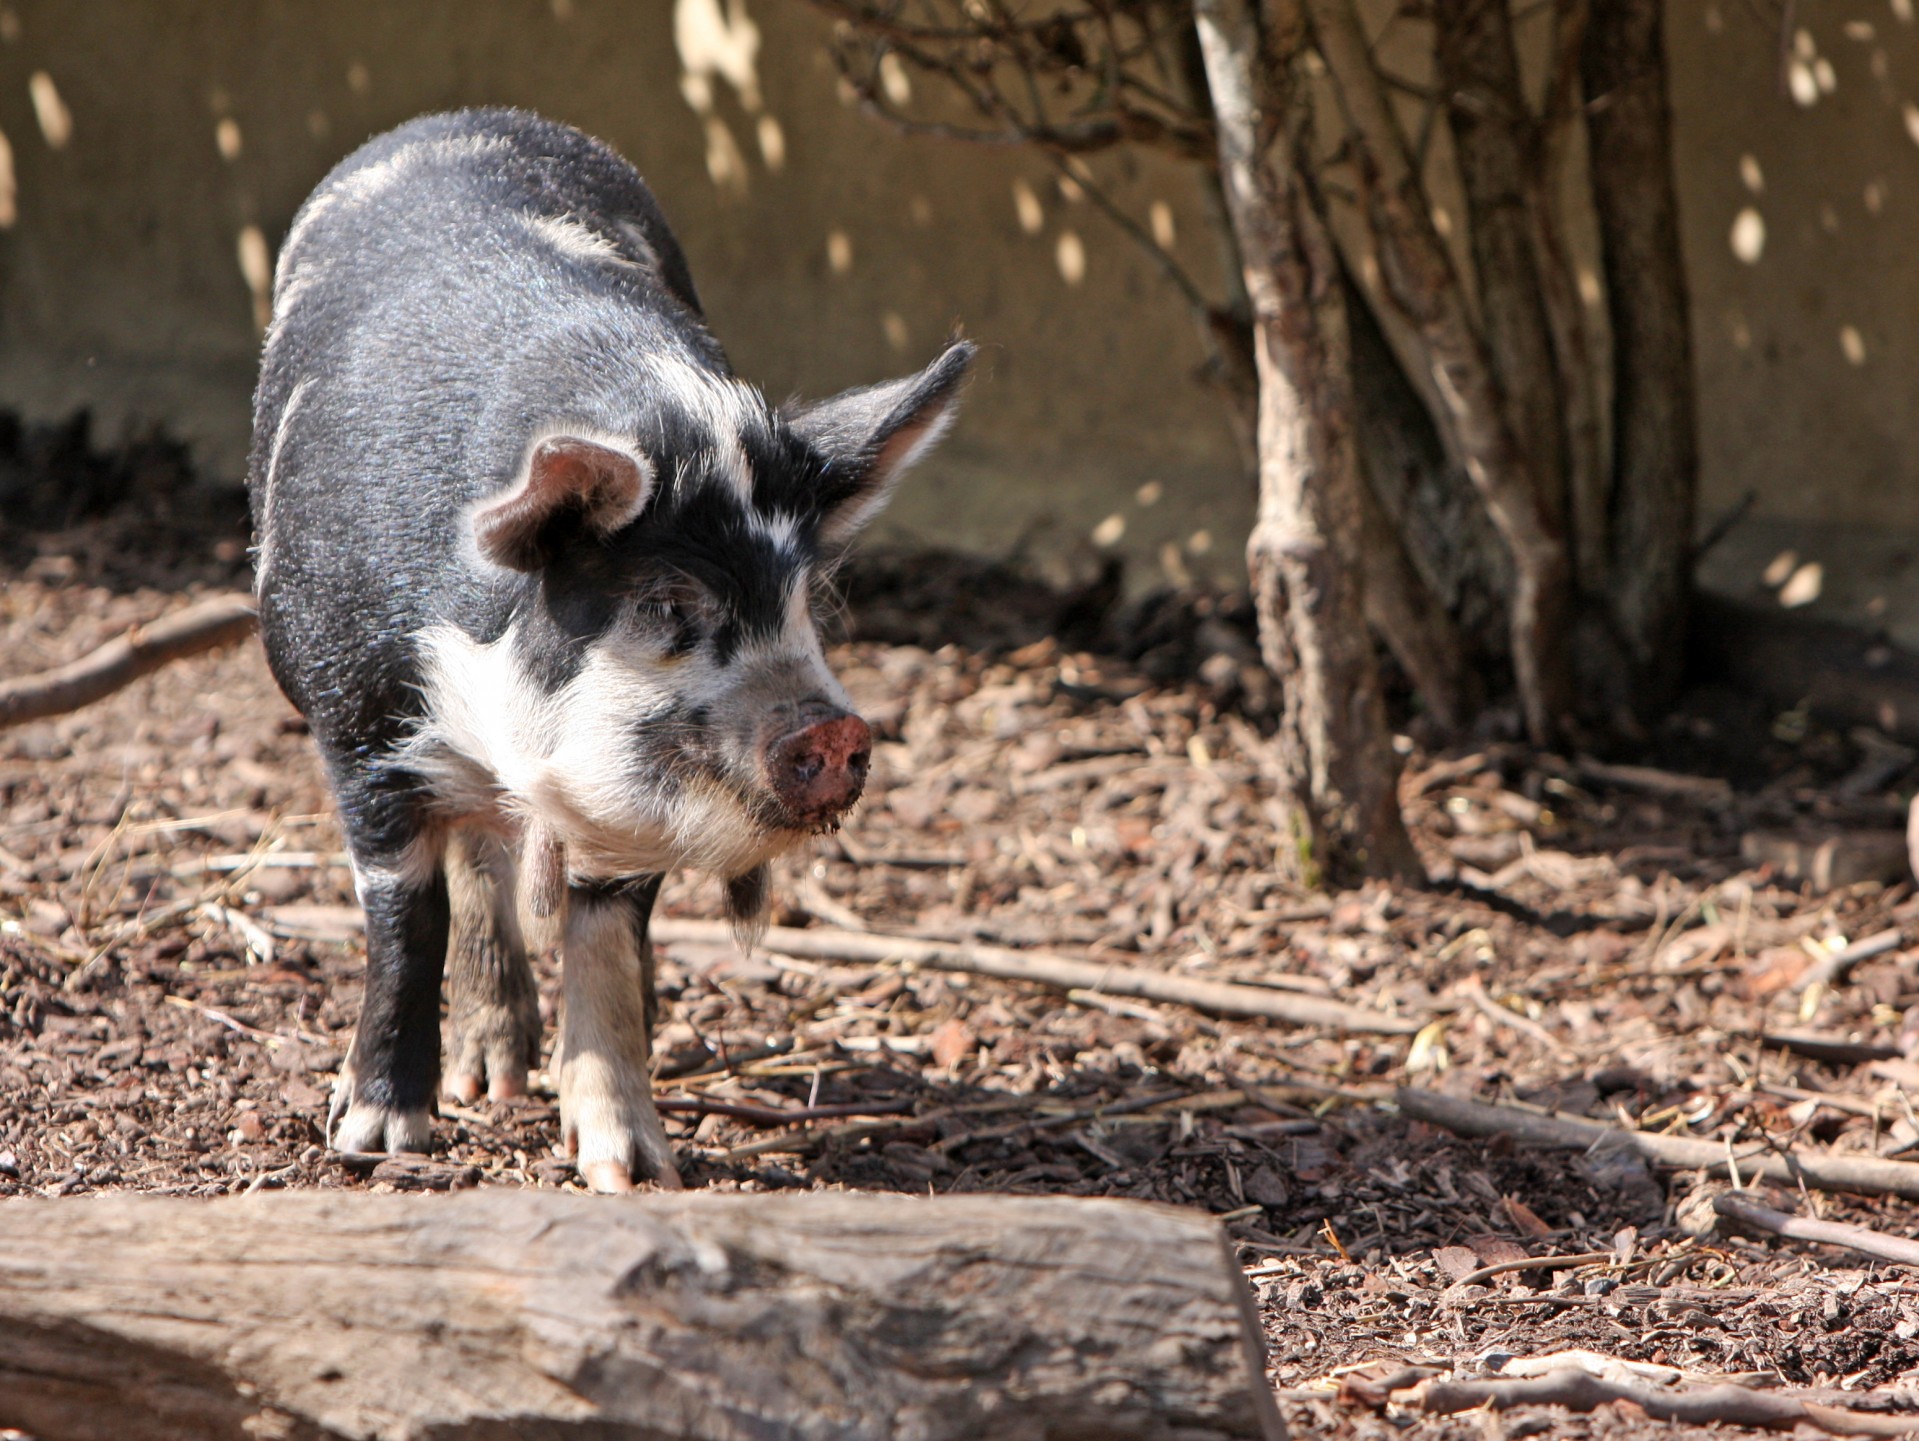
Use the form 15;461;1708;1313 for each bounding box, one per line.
0;1189;1286;1441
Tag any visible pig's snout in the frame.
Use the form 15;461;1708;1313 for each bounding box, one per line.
769;711;872;827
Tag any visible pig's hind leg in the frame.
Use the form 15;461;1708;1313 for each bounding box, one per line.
442;829;542;1104
558;875;682;1192
328;781;450;1154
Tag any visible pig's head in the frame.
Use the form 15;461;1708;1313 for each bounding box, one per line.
425;340;974;927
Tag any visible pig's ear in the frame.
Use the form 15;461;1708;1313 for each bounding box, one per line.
785;340;975;547
473;434;656;570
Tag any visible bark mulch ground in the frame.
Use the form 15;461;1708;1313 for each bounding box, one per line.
9;439;1919;1436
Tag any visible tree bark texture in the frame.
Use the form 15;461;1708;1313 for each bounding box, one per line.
1345;276;1512;676
1192;0;1421;882
1433;0;1568;537
0;1189;1286;1441
1583;0;1698;713
1531;0;1610;598
1306;0;1573;744
1201;288;1478;733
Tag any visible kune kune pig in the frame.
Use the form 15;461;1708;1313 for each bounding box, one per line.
249;109;973;1191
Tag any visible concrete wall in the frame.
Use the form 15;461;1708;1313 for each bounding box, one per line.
0;1;1913;593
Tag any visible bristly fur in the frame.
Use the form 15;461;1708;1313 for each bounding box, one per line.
724;863;772;955
246;107;972;1184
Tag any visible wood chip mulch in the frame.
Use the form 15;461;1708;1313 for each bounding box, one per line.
10;480;1919;1437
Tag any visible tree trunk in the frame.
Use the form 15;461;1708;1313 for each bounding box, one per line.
1583;0;1697;715
1433;0;1567;535
1306;0;1573;745
1193;0;1422;883
1188;78;1478;738
0;1189;1286;1441
1345;273;1512;676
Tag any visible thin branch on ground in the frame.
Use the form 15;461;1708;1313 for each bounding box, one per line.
1399;1087;1919;1201
649;919;1426;1034
1713;1190;1919;1268
0;593;258;728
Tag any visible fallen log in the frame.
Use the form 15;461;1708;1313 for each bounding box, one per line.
0;1189;1286;1441
1398;1087;1919;1201
0;593;257;729
650;918;1425;1035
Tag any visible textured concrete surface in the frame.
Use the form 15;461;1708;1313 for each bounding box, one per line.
0;1;1914;594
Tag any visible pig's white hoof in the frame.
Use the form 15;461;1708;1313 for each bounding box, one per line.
443;1012;536;1104
328;1078;433;1154
561;1074;682;1191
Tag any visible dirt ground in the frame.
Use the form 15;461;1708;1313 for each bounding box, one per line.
10;425;1919;1438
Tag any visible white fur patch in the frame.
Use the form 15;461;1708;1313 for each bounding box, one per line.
640;354;765;464
273;192;337;301
349;831;443;900
253;376;314;594
750;508;802;556
335;132;512;206
404;618;818;882
519;211;636;268
615;219;661;271
277;133;514;300
712;432;753;500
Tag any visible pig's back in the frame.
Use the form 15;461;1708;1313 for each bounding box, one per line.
248;109;715;741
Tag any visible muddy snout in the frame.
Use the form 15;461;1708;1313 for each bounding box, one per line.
768;709;872;828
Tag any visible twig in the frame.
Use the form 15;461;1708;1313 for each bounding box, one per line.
711;1094;1034;1163
1761;1032;1901;1067
654;1096;915;1127
1398;1087;1919;1201
834;834;965;868
0;594;258;729
1445;1250;1615;1292
1421;1369;1919;1435
1460;979;1571;1057
1714;1191;1919;1267
1796;929;1906;995
649;919;1425;1035
1571;756;1732;801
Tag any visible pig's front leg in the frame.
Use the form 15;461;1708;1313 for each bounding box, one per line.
331;842;451;1154
558;875;681;1192
443;829;541;1103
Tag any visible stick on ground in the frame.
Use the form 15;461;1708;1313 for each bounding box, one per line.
0;593;258;729
1714;1190;1919;1267
651;918;1425;1035
1421;1370;1919;1435
1398;1087;1919;1201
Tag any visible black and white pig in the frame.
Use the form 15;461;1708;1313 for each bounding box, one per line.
248;109;972;1192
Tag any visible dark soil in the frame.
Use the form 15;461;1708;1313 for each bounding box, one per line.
9;421;1919;1436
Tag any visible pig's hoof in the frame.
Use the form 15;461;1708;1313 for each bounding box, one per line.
329;1083;433;1154
443;1019;536;1104
576;1156;684;1194
562;1093;682;1193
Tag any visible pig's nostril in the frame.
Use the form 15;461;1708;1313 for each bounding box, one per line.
848;750;870;782
792;754;823;784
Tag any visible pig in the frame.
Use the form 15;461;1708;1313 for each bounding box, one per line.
248;109;972;1191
